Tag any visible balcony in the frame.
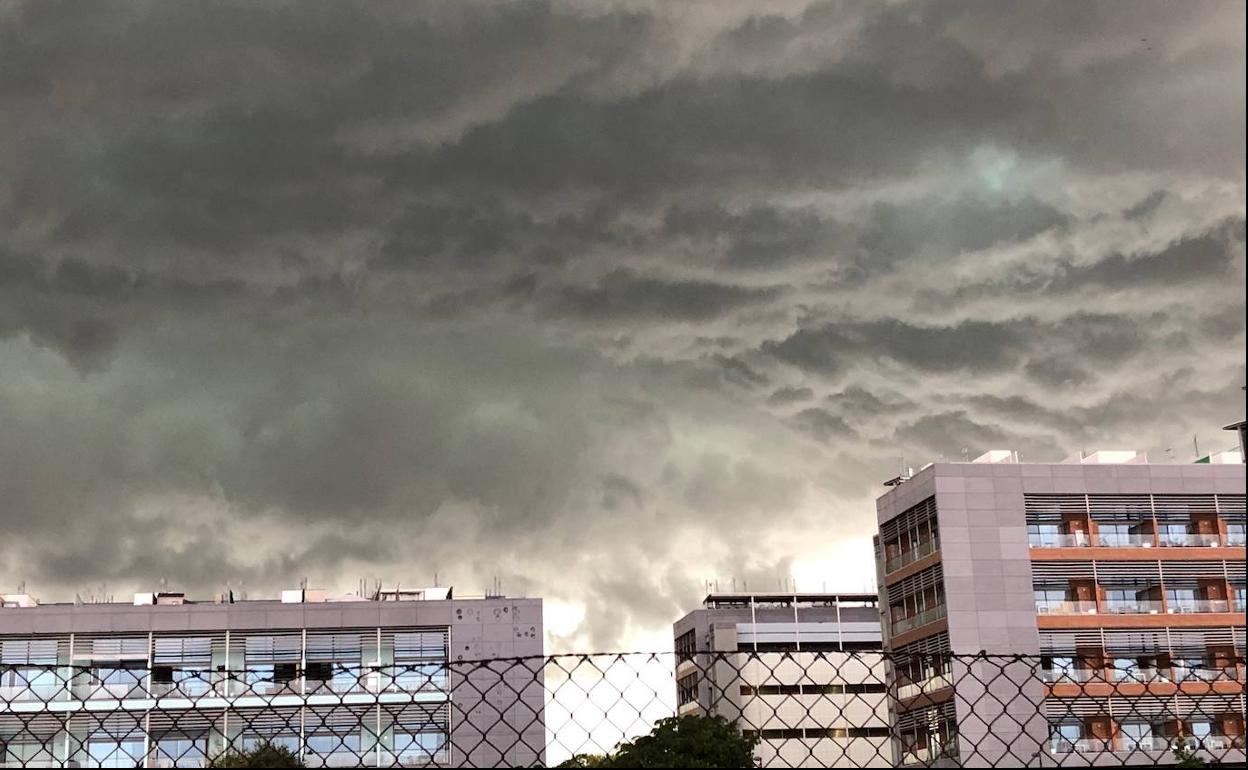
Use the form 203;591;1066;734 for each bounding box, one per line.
1108;667;1167;683
1041;667;1100;683
1171;665;1240;683
1035;599;1098;615
1095;533;1153;548
900;738;959;765
1102;599;1164;615
1048;737;1111;754
1121;736;1172;752
1167;599;1232;614
885;539;939;573
1029;533;1090;548
1157;533;1223;547
897;671;954;700
1228;532;1246;547
891;606;947;635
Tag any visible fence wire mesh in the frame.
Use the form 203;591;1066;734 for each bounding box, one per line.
1;652;1245;767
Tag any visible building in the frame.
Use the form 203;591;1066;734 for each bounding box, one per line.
874;449;1246;767
0;586;544;767
673;592;892;768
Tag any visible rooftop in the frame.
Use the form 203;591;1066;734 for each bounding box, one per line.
1;585;467;610
703;592;878;610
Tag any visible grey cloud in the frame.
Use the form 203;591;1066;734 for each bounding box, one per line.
764;319;1030;374
544;269;781;322
768;386;815;406
790;408;857;443
893;410;1062;460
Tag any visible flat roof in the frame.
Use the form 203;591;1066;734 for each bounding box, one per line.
703;592;878;605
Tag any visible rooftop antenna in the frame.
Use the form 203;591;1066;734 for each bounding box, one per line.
1193;435;1200;460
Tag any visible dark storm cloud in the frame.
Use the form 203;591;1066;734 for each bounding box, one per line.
543;269;781;322
768;386;815;406
790;408;857;443
1;0;1244;648
764;319;1031;374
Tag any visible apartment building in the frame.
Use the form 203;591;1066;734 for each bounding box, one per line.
673;592;891;768
874;449;1246;768
0;587;543;768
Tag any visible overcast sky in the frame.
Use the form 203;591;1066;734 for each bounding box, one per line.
1;0;1244;650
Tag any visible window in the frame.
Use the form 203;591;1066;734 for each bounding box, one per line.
1226;523;1246;545
1120;722;1155;749
154;737;206;767
1034;589;1067;612
242;735;299;754
675;630;697;663
3;742;53;767
306;732;361;760
677;673;699;706
1188;720;1212;743
395;731;445;761
1158;523;1190;545
1042;656;1075;681
1050;724;1082;753
86;738;145;768
1166;588;1198;613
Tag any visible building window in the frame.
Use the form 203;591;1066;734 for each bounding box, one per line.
675;630;697;663
1049;723;1083;754
1227;522;1246;546
676;673;699;707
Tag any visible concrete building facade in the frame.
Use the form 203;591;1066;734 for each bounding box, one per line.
0;587;544;768
874;451;1245;767
673;592;891;768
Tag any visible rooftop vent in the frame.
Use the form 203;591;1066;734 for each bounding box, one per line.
378;587;452;601
1197;449;1243;465
972;450;1019;464
1064;450;1147;465
134;592;186;606
281;588;329;604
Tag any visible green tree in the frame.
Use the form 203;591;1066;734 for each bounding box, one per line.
555;715;759;769
210;743;305;768
555;753;613;768
1171;735;1214;769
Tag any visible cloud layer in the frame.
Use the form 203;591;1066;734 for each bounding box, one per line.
1;0;1244;649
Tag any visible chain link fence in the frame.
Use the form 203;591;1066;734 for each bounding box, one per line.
1;652;1244;767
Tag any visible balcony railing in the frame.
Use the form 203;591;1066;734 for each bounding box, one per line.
1041;667;1100;683
1102;599;1164;614
900;738;959;765
1167;599;1232;614
897;671;954;700
1228;532;1246;547
1095;533;1153;548
1035;600;1099;615
1157;533;1223;547
1029;533;1090;548
885;538;940;573
1171;665;1241;683
1048;737;1111;754
1120;736;1172;752
891;605;947;635
1108;667;1167;683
